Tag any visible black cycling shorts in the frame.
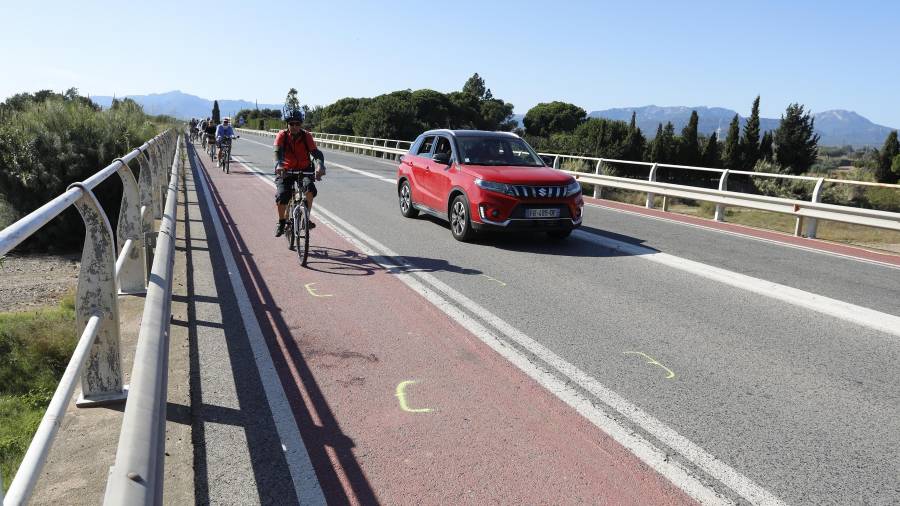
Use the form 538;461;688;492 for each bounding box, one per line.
275;172;317;204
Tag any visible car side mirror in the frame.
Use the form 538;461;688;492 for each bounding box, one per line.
433;152;451;165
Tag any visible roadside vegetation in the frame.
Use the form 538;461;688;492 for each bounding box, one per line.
0;293;77;490
0;88;173;250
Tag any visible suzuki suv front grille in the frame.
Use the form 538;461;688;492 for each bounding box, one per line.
509;185;565;198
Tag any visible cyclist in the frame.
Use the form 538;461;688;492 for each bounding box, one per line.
204;117;217;158
274;109;325;237
215;117;237;162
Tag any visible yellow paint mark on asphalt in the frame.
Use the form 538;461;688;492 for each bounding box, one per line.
395;380;433;413
304;282;333;298
624;351;675;379
481;274;507;286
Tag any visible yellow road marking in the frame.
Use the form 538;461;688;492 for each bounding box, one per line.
624;351;675;379
395;380;433;413
481;274;507;286
304;282;333;297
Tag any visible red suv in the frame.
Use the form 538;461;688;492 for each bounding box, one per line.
397;130;584;241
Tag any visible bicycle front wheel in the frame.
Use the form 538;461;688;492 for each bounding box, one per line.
224;147;230;174
294;204;310;266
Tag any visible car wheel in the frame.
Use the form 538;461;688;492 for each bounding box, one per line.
399;181;419;218
450;195;475;242
547;229;572;240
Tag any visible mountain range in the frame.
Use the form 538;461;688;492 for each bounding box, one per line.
89;90;895;147
586;106;896;147
89;90;281;121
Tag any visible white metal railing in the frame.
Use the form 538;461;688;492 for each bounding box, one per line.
0;130;182;506
236;128;900;238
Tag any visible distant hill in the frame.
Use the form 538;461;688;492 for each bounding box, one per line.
90;90;281;120
587;105;896;147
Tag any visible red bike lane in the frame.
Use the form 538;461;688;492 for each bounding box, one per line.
195;150;696;505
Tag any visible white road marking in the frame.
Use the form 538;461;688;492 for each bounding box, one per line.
191;149;326;505
232;156;780;505
584;202;900;271
573;229;900;338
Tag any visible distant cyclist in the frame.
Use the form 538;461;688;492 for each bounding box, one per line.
273;109;325;237
203;117;217;158
215;117;237;161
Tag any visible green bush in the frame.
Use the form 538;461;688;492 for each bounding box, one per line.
0;97;158;251
0;294;76;485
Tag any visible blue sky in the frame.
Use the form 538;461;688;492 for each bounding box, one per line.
2;0;898;126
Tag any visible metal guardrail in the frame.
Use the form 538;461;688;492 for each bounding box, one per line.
236;128;900;238
0;130;182;505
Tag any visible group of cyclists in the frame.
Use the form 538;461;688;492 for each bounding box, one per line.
188;106;326;238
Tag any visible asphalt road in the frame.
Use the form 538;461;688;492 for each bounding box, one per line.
214;131;900;505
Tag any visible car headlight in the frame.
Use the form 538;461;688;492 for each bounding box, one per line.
475;179;515;196
564;180;582;197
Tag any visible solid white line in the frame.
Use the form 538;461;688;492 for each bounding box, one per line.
233;157;777;505
584;201;900;271
572;229;900;337
191;150;326;505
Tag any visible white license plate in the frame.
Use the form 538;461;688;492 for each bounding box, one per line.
526;208;560;218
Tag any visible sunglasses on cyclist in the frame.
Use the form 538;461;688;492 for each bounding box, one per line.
288;122;301;126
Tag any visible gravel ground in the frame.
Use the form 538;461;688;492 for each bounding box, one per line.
0;254;80;312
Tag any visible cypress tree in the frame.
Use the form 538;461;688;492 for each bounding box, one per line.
648;123;664;162
876;131;899;183
774;103;819;174
702;132;721;168
723;114;741;170
624;113;646;162
212;100;220;124
759;131;774;162
741;95;761;168
678;110;701;166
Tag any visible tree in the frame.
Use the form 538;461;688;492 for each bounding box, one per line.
463;73;487;100
741;95;761;168
702;132;721;168
212;100;220;124
759;131;774;161
523;101;586;137
284;88;301;113
723;114;742;170
678;110;701;166
774;103;820;174
876;130;899;183
893;154;900;181
623;111;646;161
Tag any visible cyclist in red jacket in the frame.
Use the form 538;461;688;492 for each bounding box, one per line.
274;109;325;237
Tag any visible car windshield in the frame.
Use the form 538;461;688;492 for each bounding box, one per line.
457;137;545;167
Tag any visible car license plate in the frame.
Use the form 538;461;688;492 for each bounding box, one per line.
526;208;560;218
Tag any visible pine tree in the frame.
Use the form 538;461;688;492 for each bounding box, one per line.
774;103;820;174
284;88;301;113
741;95;761;168
659;122;676;163
212;100;220;124
723;114;741;170
463;73;487;99
876;131;899;183
759;131;774;162
702;132;721;168
678;110;701;166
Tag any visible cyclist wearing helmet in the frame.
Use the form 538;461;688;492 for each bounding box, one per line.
274;109;325;237
215;117;236;161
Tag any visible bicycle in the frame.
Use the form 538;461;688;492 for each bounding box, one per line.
284;174;314;266
206;134;216;159
217;136;238;173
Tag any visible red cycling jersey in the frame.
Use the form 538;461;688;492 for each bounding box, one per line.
274;129;318;171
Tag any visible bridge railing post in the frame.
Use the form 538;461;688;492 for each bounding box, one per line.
68;183;126;406
114;157;147;294
593;159;604;199
715;169;730;221
646;163;659;209
804;177;826;238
